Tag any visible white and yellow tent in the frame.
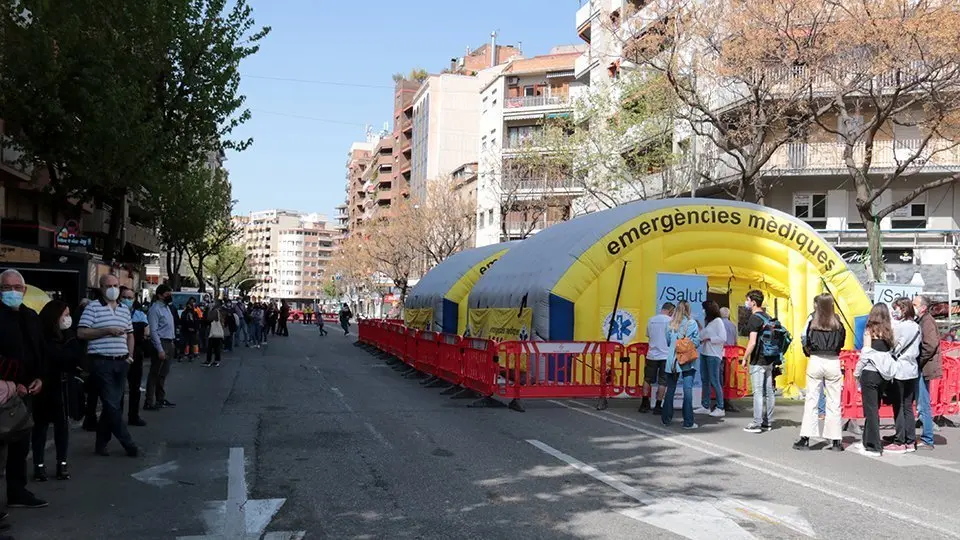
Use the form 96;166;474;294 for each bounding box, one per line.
466;199;872;390
403;242;517;334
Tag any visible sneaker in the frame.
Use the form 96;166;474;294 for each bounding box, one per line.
916;441;935;451
883;443;908;454
160;400;176;407
129;417;147;427
682;423;699;430
743;422;764;433
828;440;845;452
652;405;663;415
792;437;810;450
213;362;221;367
761;423;773;432
638;398;651;413
859;446;882;457
881;434;896;444
709;408;726;418
903;444;916;454
693;407;711;415
7;492;49;508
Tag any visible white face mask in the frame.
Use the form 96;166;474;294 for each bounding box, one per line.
744;300;752;309
60;316;73;330
104;286;120;301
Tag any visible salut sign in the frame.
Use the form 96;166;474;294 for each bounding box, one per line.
655;273;708;321
873;282;922;307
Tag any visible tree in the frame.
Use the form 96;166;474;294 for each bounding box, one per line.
617;0;840;203
0;0;269;260
153;165;232;291
517;73;683;211
802;0;960;278
187;214;240;294
407;177;476;266
203;243;249;295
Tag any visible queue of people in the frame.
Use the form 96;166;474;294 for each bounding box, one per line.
0;268;290;540
642;289;949;456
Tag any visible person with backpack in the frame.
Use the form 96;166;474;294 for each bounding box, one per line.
793;293;846;452
740;290;791;433
339;303;353;336
661;300;701;430
881;297;922;453
855;303;898;456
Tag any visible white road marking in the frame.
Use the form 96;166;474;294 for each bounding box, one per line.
848;444;960;473
329;387;354;412
177;447;302;540
131;461;180;488
365;422;393;449
527;439;758;539
551;400;960;538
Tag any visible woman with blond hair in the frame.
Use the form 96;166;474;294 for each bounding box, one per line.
662;300;701;429
793;293;846;452
854;303;896;456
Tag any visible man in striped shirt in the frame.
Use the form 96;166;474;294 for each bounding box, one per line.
77;274;139;457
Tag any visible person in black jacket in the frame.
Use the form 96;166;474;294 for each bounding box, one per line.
32;300;85;481
794;293;847;452
0;268;49;508
124;289;148;427
179;298;200;362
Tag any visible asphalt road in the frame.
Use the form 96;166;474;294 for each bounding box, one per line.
8;323;960;539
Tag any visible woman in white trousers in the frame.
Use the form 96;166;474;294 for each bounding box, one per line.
794;293;847;452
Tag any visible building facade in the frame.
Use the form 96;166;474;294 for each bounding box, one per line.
475;52;587;246
572;1;960;285
239;209;334;304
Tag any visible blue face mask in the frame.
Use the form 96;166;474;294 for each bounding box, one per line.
121;298;134;310
1;290;24;309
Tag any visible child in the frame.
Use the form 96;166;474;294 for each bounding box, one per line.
317;315;328;336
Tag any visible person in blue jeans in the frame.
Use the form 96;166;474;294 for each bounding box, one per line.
662;300;701;429
695;300;726;417
741;290;777;433
913;295;942;450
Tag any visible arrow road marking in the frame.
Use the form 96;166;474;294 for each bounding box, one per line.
527;439;764;539
177;447;305;540
131;461;180;488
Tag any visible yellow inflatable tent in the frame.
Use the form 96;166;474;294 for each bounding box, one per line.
466;199;872;390
404;242;517;334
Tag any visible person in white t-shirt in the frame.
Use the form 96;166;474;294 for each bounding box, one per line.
639;302;675;415
695;301;727;417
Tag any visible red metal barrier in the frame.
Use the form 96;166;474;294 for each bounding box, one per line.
416;331;441;376
461;338;498;396
723;346;750;400
616;343;649;397
840;342;960;420
402;327;418;368
357;320;371;345
495;341;624;400
436;334;464;385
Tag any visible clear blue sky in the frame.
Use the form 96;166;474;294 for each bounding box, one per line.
230;0;578;217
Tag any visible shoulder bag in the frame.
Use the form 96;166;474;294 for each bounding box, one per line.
0;394;34;441
674;322;699;368
209;314;225;339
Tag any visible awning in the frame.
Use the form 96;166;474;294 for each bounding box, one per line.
503;112;545;121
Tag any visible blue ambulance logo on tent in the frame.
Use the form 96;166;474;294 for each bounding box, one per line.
518;326;530;341
602;310;637;344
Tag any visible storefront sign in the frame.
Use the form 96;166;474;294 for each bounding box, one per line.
0;243;40;264
55;220;91;250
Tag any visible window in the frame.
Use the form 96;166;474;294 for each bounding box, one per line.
890;194;927;229
523;86;536;97
793;193;827;229
488;209;494;226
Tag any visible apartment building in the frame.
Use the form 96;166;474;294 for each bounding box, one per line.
451;162;479;249
240;209;334;303
475;51;587;246
344;136;380;234
573;1;960;285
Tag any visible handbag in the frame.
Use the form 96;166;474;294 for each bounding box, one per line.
0;394;34;441
674;324;699;367
209;317;225;339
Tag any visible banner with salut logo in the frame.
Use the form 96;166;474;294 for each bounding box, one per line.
655;273;708;324
873;283;921;307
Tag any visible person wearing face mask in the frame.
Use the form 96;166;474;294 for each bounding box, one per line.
0;268;49;509
881;297;922;453
76;274;138;457
145;285;176;411
120;287;147;427
912;295;942;450
32;300;85;481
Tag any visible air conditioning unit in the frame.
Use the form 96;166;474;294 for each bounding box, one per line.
507;76;520;86
880;271;897;282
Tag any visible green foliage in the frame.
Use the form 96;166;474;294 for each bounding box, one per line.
0;0;270;259
203;243;249;293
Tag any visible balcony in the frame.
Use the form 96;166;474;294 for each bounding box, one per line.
763;139;960;175
502;174;583;194
504;95;571;114
819;229;960;251
576;1;600;43
575;52;599;81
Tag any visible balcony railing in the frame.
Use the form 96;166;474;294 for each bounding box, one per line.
819;229;960;250
502;174;582;192
504;95;571;110
764;139;960;173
